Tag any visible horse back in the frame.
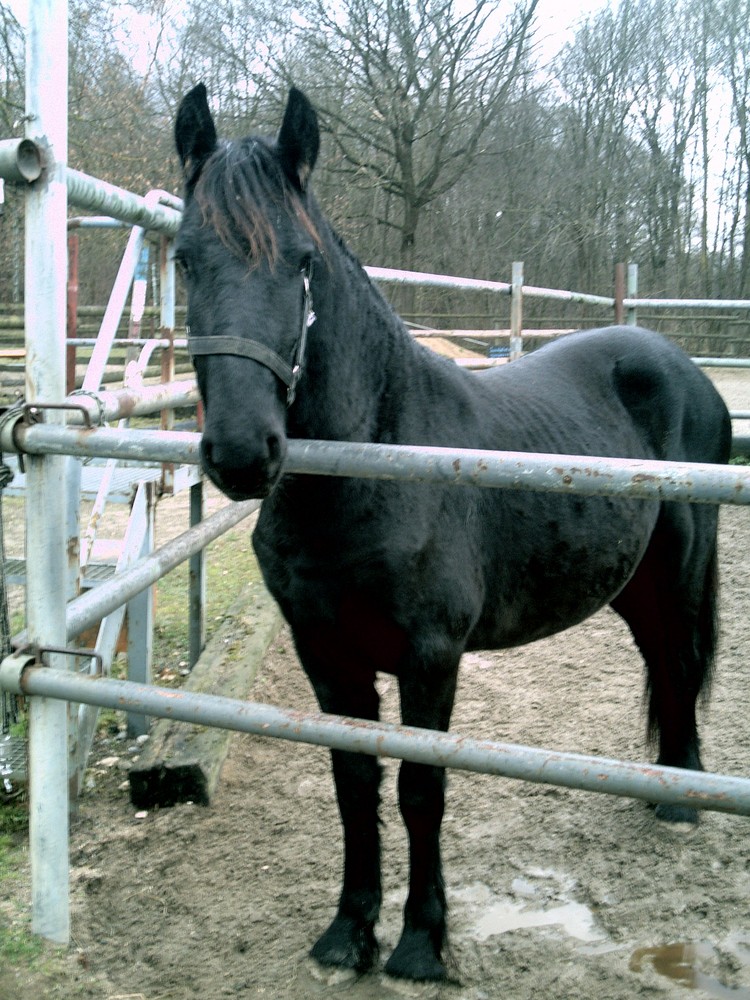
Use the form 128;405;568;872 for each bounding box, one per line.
485;326;731;465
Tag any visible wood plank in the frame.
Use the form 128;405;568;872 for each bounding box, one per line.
128;578;282;808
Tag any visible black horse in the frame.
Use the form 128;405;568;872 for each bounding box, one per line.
174;84;731;982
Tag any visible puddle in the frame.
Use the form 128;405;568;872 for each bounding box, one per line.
630;941;750;997
452;871;750;998
474;897;603;942
453;870;607;946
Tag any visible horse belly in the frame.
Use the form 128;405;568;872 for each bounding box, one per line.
468;494;659;650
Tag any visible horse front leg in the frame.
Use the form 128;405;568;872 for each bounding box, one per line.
297;637;382;973
310;747;382;972
385;653;460;982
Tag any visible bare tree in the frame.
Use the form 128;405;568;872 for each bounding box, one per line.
550;4;644;290
285;0;539;270
626;0;701;287
0;4;25;301
711;0;750;297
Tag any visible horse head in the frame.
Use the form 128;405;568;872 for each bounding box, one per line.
174;83;321;500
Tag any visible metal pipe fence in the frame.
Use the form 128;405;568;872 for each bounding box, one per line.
10;498;259;651
3;3;750;948
4;424;750;506
19;0;72;944
3;662;750;818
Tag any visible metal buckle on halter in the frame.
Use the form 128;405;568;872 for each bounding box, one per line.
286;264;315;406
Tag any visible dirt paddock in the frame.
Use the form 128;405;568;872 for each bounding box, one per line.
7;368;750;999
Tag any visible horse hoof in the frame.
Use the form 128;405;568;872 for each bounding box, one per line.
310;915;378;973
385;931;447;983
655;801;700;831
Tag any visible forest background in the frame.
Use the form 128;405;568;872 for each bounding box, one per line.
1;0;749;328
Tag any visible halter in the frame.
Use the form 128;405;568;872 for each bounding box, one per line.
186;263;316;406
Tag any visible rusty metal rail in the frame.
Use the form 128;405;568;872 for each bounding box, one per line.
4;423;750;506
2;659;750;817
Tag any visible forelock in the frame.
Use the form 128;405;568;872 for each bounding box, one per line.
193;136;320;268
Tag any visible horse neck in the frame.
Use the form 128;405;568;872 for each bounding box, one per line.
290;235;419;443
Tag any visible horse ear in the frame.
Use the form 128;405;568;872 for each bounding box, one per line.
175;83;218;185
277;87;319;190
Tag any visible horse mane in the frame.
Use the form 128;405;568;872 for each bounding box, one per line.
194;137;322;269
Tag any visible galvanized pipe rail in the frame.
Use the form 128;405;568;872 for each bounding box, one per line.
65;170;181;235
4;424;750;506
0;149;181;236
2;660;750;818
65;379;199;424
10;498;259;651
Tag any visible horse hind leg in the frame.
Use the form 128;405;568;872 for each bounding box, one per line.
610;505;720;826
384;639;461;982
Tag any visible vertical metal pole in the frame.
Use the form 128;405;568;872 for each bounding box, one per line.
66;232;78;393
626;263;638;327
614;263;625;325
126;242;150;366
160;236;176;493
25;0;71;944
189;480;206;667
510;261;524;361
126;483;155;737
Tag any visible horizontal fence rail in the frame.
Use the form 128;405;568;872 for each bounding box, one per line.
66;171;181;235
626;297;750;311
4;425;750;506
2;663;750;817
64;379;199;424
10;498;260;651
365;265;512;295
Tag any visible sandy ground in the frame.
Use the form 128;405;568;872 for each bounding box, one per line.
3;366;750;1000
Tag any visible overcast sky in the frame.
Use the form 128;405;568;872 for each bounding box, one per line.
8;0;613;59
535;0;613;55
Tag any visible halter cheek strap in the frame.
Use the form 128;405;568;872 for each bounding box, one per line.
186;264;316;407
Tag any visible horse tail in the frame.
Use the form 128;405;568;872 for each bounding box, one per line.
695;533;721;705
644;520;721;744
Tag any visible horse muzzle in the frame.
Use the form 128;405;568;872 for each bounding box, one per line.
199;429;286;500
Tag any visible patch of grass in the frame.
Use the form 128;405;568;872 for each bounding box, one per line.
0;921;43;965
9;715;28;740
0;802;28;836
0;834;41;964
152;520;261;670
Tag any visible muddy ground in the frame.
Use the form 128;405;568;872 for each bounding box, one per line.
4;369;750;1000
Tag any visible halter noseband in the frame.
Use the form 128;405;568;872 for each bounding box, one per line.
186;263;315;407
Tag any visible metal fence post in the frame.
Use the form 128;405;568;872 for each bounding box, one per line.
510;261;524;360
614;263;625;325
126;482;156;737
627;263;639;326
24;0;71;944
160;235;176;494
189;480;206;667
